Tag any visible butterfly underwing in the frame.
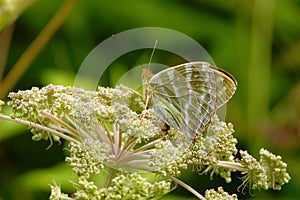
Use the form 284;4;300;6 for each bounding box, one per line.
143;61;237;138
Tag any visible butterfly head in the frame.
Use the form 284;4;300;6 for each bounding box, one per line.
142;68;156;108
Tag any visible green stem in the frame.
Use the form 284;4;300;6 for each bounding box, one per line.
103;167;119;187
132;138;162;153
170;176;205;200
0;0;78;99
40;110;80;138
247;0;275;148
0;23;14;82
0;113;80;144
186;160;247;172
115;136;137;160
216;160;247;171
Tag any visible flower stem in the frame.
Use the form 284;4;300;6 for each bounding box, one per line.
170;176;205;200
0;113;80;144
216;160;247;171
103;167;118;187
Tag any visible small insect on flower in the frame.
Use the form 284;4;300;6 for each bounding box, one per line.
142;61;237;139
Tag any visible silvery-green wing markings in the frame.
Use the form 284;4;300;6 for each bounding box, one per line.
148;62;216;138
210;66;237;109
147;61;237;138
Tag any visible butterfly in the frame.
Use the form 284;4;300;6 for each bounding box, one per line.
142;61;237;138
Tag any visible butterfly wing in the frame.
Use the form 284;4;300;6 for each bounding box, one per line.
149;62;216;138
210;66;237;109
148;61;237;138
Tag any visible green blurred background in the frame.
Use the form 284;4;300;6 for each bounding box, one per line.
0;0;299;199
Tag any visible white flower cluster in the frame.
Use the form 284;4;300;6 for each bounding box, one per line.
1;84;290;200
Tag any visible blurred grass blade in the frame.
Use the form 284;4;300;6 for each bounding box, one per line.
0;0;78;99
0;0;36;31
0;23;14;81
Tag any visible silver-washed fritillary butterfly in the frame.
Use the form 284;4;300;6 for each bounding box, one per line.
142;61;237;138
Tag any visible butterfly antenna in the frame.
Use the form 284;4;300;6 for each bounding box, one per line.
141;40;158;110
147;40;158;69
